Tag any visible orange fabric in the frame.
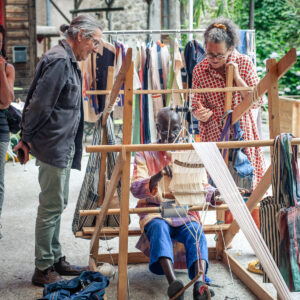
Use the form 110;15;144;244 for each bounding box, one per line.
225;208;260;230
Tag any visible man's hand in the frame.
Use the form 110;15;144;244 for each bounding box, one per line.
149;165;172;192
193;106;213;122
13;141;30;165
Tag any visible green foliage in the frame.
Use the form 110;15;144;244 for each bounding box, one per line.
180;0;300;95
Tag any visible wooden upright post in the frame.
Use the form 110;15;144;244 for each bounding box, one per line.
216;64;234;258
98;66;115;206
117;62;134;300
267;59;281;139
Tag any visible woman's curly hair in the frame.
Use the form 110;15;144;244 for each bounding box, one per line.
204;18;240;49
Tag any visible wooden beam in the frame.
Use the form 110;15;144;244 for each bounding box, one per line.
97;66;114;206
267;59;280;139
82;224;231;236
90;154;126;254
117;62;134;300
224;166;272;247
97;248;218;264
87;86;253;96
86;138;300;153
102;49;132;126
232;48;297;124
223;252;275;300
79;204;231;216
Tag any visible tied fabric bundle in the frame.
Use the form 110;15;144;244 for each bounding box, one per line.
39;271;109;300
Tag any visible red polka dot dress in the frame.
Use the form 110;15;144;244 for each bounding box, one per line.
192;49;266;189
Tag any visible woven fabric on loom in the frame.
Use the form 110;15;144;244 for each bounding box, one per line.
72;114;121;234
168;151;208;206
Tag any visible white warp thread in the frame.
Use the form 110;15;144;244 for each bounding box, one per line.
192;142;291;300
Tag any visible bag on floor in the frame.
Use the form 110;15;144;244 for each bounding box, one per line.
39;271;109;300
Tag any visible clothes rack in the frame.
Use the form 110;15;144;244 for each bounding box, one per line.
102;29;255;35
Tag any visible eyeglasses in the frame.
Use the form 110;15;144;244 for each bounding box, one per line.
91;37;100;48
205;53;227;61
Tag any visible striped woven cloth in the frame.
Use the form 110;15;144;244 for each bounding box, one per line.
260;196;283;283
260;133;300;284
72;114;121;234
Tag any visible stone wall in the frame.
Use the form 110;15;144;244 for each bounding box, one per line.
35;0;183;53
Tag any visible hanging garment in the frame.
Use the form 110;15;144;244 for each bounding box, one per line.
149;42;164;120
79;59;99;123
260;196;283;283
72;115;121;233
183;40;206;134
279;206;300;292
94;39;116;113
171;39;184;106
272;134;300;207
192;49;266;190
260;134;300;284
141;46;151;144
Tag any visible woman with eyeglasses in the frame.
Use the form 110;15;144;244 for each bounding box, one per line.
0;24;15;239
192;19;265;192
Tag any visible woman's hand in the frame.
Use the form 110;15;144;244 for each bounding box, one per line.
226;62;241;84
193;106;213;122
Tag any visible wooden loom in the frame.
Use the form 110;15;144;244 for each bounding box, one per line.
76;48;297;299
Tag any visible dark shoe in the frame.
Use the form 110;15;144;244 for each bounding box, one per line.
193;281;215;300
167;279;184;300
54;256;89;276
32;266;62;287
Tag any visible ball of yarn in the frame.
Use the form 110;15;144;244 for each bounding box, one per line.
97;263;116;277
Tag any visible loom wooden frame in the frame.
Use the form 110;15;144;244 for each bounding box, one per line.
76;48;297;300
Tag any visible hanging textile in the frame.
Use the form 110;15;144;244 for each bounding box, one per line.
94;39;116;113
260;196;283;283
183;40;206;134
72;114;120;233
279;206;300;292
260;134;300;285
79;59;99;123
141;46;151;144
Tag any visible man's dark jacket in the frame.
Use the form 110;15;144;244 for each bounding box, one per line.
21;40;83;170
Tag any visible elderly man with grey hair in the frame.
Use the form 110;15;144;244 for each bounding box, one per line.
14;14;102;286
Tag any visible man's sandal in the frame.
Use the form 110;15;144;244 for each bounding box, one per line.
167;279;185;300
248;260;263;275
193;281;215;300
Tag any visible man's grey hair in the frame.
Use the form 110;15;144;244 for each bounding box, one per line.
60;14;102;40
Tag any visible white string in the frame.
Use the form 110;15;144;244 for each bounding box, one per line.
193;142;292;300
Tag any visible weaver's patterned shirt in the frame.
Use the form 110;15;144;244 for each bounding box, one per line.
192;49;266;189
131;149;214;269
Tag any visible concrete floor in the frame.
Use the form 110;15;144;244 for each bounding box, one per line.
0;143;300;300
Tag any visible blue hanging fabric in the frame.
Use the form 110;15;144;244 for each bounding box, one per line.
217;111;254;190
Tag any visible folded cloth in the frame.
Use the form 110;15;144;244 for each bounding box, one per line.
39;271;109;300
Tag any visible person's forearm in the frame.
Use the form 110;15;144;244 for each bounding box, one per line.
0;70;14;107
234;76;251;102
